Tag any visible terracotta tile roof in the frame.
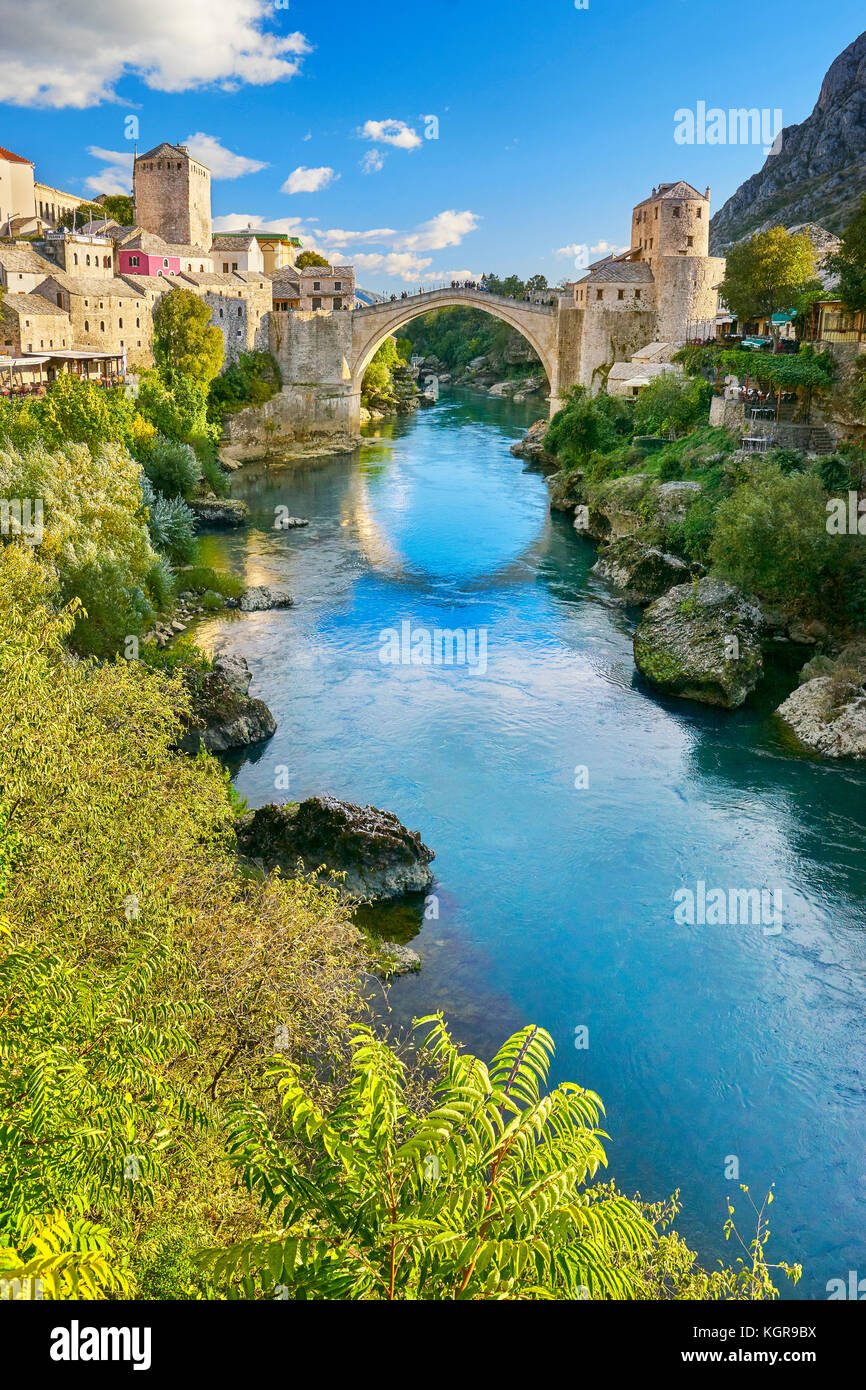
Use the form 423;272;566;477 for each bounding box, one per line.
0;146;33;165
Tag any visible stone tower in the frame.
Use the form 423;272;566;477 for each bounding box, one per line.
133;142;212;251
631;182;724;341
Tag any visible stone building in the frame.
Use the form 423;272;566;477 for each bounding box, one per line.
567;181;725;389
45;230;116;277
211;233;265;275
35;272;154;366
0;242;57;293
271;263;354;312
176;270;272;363
133;143;212;255
1;292;72;355
116;228;212;277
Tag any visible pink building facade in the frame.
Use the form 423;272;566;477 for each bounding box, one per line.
117;248;180;278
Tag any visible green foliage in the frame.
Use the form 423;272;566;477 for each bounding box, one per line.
141;434;202;500
0;437;159;656
400;305;543;379
206;1018;656;1299
633;374;711;437
295;251;329;268
142;483;197;565
818;453;854;491
56;201;105;230
825;194;866;315
38;374;136;453
208;352;282;422
719;227;819;326
99;194;134;225
137;368;216;445
545;387;632;466
361;337;406;408
709;465;830;607
152;290;224;385
0;549;364;1296
175;565;245;599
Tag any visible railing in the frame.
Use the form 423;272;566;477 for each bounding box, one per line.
353;286;556;314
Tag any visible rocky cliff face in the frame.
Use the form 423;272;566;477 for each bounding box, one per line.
710;30;866;251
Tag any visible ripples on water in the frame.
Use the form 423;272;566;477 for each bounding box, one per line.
196;389;866;1298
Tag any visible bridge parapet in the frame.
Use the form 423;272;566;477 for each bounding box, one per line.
353;287;557;317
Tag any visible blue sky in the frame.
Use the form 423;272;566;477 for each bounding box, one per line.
0;0;863;290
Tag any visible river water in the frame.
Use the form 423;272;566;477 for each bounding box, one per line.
195;387;866;1299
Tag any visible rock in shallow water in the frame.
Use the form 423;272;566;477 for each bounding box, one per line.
633;578;764;709
591;536;696;605
239;586;294;612
179;655;277;753
187;497;248;528
235;795;435;900
776;676;866;760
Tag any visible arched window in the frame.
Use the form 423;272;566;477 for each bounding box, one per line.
84;321;89;332
118;318;123;329
85;254;91;266
73;253;78;265
100;321;105;332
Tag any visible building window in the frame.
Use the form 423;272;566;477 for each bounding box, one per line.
100;321;105;332
697;207;702;218
673;206;680;217
73;253;78;266
237;307;242;317
56;293;62;307
163;259;169;268
219;308;223;318
223;262;229;273
232;262;238;271
687;236;694;247
104;256;110;268
635;290;641;300
596;289;603;301
313;281;321;291
86;255;91;266
334;281;342;291
333;297;342;310
617;289;624;300
84;321;89;331
118;318;123;328
136;317;140;328
312;296;322;310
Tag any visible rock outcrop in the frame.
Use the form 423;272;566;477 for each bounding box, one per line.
633;578;765;708
775;644;866;758
710;29;866;248
238;586;294;612
235;795;435;900
548;469;585;513
510;419;556;468
591;536;695;604
180;655;277;754
187;497;248;528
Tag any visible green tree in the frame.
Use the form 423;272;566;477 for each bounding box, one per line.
825;194;866;315
295;251;329;268
99;194;134;225
633;373;712;437
56;202;104;230
719;228;818;340
544;386;631;465
137;368;215;444
709;465;830;607
152;290;224;385
208;1019;656;1299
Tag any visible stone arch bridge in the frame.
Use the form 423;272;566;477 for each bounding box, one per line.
243;287;586;451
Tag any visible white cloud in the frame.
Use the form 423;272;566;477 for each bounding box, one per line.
84;146;134;196
396;210;480;252
184;132;267;179
359;119;421;151
212;213;306;234
360;149;385;174
351;251;434;282
555;243;585;258
322;227;398;244
0;0;310;108
281;166;337;194
591;240;628;256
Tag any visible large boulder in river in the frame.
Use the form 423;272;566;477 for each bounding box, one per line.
633;578;764;708
589;474;655;539
235;795;435;900
547;469;585;513
510;419;556;468
591;536;695;605
180;656;276;753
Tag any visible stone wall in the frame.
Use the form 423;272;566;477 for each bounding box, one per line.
134;153;212;252
654;254;725;342
576;306;658;389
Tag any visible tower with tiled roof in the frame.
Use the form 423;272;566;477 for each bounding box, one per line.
133;142;212;254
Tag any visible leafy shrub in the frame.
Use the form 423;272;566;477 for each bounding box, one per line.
709;465;830;608
145;492;197;564
818;453;854;492
177;565;245;599
545;387;631;466
769;447;807;475
633;374;712;437
141;434;202;499
0;437;159;656
208;352;282;422
137;369;217;445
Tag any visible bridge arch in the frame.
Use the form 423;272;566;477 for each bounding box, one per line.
349;288;561;406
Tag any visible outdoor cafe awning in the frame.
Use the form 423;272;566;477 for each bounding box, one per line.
0;355;51;369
